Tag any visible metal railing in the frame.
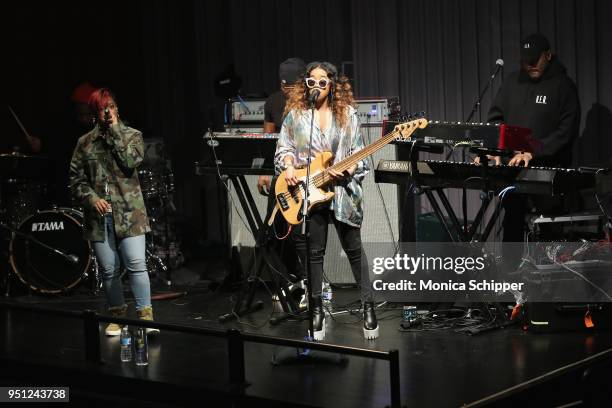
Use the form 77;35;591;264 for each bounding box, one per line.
0;300;401;407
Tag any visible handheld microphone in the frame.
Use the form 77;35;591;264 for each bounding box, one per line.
101;108;113;140
103;108;111;124
308;89;320;105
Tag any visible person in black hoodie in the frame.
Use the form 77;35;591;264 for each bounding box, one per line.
487;33;581;251
488;33;580;168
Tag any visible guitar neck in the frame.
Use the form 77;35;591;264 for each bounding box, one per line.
315;119;424;187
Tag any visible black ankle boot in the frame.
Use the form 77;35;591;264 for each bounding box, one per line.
363;301;379;340
312;296;326;341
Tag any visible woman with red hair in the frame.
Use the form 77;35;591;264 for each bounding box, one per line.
70;88;157;336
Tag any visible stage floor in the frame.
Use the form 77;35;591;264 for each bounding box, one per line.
1;276;612;407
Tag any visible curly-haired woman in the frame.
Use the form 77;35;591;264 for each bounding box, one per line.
274;61;379;341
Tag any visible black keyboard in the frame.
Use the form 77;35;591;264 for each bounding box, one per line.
196;132;278;176
375;159;598;196
385;121;528;148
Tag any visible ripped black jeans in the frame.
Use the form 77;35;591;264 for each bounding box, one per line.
292;209;372;302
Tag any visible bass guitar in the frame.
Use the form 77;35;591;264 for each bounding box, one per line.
275;117;428;225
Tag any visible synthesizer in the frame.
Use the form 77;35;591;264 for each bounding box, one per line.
375;159;598;196
384;120;535;151
196;132;278;175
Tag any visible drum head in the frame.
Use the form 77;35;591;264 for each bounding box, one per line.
9;209;90;294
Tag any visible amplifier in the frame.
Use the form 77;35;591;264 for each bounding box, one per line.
355;97;400;126
325;124;400;284
531;213;608;241
229;98;266;123
228;97;400;127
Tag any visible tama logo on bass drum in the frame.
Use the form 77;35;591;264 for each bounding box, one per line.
31;222;65;232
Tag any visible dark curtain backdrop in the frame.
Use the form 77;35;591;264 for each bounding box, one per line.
6;0;612;251
351;0;612;167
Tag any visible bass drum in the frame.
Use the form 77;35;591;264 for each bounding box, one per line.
9;208;91;294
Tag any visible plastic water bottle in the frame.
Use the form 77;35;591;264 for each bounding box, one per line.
403;305;417;323
120;326;132;362
134;327;148;366
322;282;333;312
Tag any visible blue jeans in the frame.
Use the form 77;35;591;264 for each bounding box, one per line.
93;214;151;311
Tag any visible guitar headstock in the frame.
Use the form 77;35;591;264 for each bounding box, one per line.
393;115;429;134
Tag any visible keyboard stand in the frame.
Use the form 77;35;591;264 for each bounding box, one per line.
409;151;512;333
218;173;302;323
410;150;504;243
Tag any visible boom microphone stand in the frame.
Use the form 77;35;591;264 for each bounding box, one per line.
465;59;504;123
271;90;346;365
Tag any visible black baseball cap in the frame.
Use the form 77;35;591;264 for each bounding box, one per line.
279;58;306;86
520;33;551;64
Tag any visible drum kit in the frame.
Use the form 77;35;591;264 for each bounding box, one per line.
0;146;184;296
0;152;90;295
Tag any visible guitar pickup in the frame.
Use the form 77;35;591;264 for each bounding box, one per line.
277;193;289;210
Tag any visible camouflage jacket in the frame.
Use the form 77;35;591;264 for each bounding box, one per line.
69;122;151;241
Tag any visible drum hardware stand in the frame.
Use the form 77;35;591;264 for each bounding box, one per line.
160;189;172;285
23;239;33;297
143;178;173;286
1;243;13;298
146;241;168;280
1;272;10;297
159;150;174;285
87;249;101;295
145;213;170;286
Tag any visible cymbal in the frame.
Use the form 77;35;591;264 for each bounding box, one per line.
0;152;31;157
0;153;49;180
0;152;48;160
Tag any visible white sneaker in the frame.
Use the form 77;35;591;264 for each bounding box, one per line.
313;319;326;341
